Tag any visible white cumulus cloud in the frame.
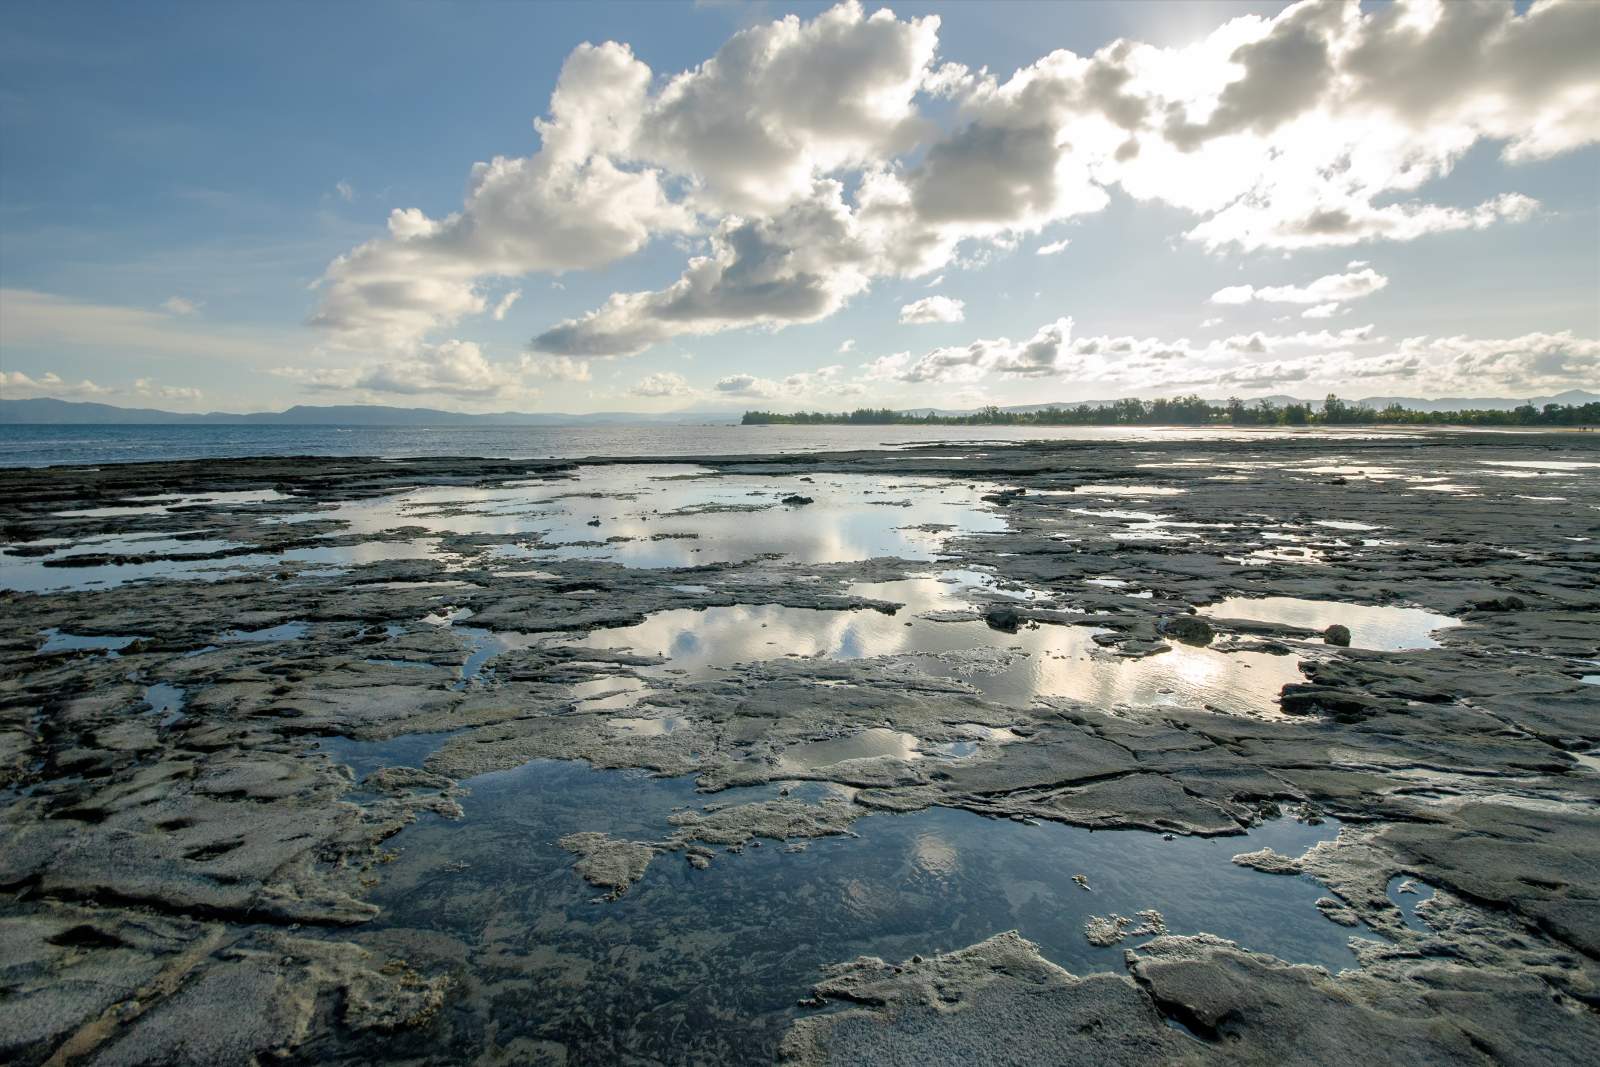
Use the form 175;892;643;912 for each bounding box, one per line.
491;290;522;321
1211;268;1388;306
898;295;966;324
1;370;113;399
303;0;1600;379
631;371;694;398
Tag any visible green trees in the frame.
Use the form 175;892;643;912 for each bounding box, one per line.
1316;394;1386;425
738;399;1599;428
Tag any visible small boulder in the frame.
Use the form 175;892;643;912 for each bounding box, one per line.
983;605;1022;633
781;494;814;506
1322;624;1352;647
1280;684;1383;722
1159;614;1213;645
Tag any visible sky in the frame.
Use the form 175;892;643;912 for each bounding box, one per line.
1;0;1597;415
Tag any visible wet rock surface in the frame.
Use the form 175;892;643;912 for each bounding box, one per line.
0;431;1596;1063
780;931;1197;1066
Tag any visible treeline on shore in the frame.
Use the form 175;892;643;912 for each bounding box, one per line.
741;395;1600;427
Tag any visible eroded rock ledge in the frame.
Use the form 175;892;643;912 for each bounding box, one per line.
783;925;1600;1066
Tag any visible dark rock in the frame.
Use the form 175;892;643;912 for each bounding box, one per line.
982;605;1021;632
1279;684;1385;721
1159;614;1213;645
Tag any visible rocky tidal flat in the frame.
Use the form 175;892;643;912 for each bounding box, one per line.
1;432;1598;1065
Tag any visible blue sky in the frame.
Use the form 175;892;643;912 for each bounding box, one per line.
2;0;1596;413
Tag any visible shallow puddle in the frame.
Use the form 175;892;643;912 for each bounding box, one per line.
216;621;309;643
452;625;549;685
1385;875;1437;932
778;727;924;770
37;534;246;559
1069;484;1187;496
576;677;650;712
0;537;442;593
1201;596;1457;650
53;489;295;518
35;629;142;654
607;713;690;736
1293;464;1408;480
1481;460;1600;471
2;466;1007;592
317;731;460;779
142;683;187;727
305;464;1007;569
566;575;1306;717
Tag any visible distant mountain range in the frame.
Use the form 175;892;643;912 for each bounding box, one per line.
0;398;746;426
2;389;1595;426
1344;390;1599;412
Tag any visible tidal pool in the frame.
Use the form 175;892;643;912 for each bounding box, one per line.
1481;460;1600;471
1201;595;1458;650
606;712;690;736
34;629;142;654
317;731;462;779
49;489;296;519
216;621;309;643
1386;874;1438;932
575;677;650;712
1;465;1007;592
30;533;246;559
342;757;1357;1064
0;537;443;593
301;464;1006;569
1069;484;1188;496
777;727;924;769
141;683;187;727
565;575;1307;716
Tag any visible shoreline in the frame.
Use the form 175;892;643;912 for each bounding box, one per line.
4;421;1596;473
2;424;1596;475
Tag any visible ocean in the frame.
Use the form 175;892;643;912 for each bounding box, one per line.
0;421;1415;468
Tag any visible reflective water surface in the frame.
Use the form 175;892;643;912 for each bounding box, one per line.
1;465;1003;591
1201;595;1458;650
567;574;1309;717
343;757;1359;1064
10;453;1491;1066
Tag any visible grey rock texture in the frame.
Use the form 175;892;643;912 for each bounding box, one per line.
2;431;1597;1063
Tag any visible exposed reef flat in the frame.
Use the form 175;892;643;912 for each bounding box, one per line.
1;431;1596;1064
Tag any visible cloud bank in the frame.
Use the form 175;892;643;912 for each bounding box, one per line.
303;0;1599;395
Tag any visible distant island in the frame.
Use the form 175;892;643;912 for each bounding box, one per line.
0;398;744;427
743;394;1600;428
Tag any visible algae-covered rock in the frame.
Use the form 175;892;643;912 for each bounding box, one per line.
558;832;657;898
